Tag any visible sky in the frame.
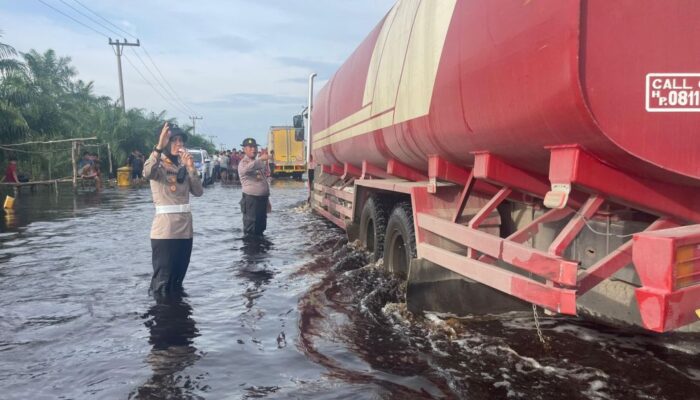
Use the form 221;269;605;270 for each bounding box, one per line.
0;0;395;149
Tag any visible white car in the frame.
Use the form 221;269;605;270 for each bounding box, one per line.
186;148;213;185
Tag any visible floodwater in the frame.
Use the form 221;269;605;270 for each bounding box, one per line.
1;181;699;399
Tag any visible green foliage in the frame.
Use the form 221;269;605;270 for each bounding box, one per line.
0;34;214;180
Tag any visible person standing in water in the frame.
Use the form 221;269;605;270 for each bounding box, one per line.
238;138;270;236
2;155;19;183
144;122;203;294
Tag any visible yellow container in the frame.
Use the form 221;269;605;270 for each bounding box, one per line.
117;166;133;187
3;195;15;209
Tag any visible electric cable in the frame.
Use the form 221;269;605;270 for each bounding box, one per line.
58;0;123;38
129;48;191;115
71;0;137;40
141;47;197;115
36;0;203;130
36;0;109;38
69;0;199;116
122;52;190;116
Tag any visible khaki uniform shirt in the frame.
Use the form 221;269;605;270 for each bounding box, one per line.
238;155;270;196
144;153;204;239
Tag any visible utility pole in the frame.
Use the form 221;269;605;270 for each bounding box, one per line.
108;38;140;111
207;135;217;145
189;116;203;135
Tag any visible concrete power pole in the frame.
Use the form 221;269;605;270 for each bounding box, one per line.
108;38;140;111
189;116;203;135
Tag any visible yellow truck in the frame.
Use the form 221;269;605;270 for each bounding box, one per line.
267;126;306;179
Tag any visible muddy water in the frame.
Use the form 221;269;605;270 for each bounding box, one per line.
0;182;698;399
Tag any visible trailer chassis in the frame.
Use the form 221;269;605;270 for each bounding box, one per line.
311;146;700;332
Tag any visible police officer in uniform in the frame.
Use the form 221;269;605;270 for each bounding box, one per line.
144;122;204;294
238;138;270;236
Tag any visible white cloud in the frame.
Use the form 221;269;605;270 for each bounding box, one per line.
0;0;395;147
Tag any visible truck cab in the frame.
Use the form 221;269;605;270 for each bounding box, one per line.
267;126;306;180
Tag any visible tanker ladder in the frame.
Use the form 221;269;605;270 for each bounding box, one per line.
311;150;700;333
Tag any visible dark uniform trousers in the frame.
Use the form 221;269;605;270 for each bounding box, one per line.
241;193;268;235
150;238;193;294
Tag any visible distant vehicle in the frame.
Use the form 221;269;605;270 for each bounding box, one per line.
267;126;306;180
186;148;213;185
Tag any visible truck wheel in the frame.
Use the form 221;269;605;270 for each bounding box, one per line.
359;195;388;261
383;202;416;279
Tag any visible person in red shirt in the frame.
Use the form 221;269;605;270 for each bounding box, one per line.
2;155;19;183
79;152;102;190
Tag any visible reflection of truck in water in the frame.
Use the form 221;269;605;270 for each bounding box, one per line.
267;126;306;180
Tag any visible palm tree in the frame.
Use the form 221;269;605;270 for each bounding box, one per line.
0;37;200;179
18;49;79;138
0;31;28;141
0;30;23;77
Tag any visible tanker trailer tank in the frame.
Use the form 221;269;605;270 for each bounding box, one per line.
309;0;700;333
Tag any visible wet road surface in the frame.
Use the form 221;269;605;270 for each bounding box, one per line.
0;182;699;399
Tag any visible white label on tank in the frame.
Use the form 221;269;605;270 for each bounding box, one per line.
646;73;700;112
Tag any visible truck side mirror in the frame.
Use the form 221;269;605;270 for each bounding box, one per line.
293;114;303;128
295;127;304;142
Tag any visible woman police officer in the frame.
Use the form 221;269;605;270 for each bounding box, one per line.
144;122;204;294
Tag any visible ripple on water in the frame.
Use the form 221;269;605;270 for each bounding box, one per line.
1;183;699;399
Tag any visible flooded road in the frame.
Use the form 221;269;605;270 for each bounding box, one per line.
1;182;699;399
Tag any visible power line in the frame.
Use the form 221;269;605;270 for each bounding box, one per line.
68;0;199;117
122;52;177;111
200;120;214;135
129;48;190;115
66;0;197;116
59;0;124;38
141;47;197;115
37;0;109;38
122;52;190;116
37;0;201;122
71;0;137;40
200;120;219;139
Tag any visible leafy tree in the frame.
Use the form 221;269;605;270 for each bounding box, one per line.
0;31;28;140
0;30;23;76
0;36;214;181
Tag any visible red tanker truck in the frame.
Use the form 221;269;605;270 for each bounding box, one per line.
308;0;700;332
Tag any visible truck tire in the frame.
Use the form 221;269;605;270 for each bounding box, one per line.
383;202;416;279
359;195;388;261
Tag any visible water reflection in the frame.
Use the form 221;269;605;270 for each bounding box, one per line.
239;235;273;262
131;292;200;400
237;236;275;317
269;178;305;189
3;183;699;399
0;186;130;233
3;209;17;229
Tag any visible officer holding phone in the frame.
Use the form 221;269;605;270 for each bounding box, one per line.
144;122;203;294
238;137;270;236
